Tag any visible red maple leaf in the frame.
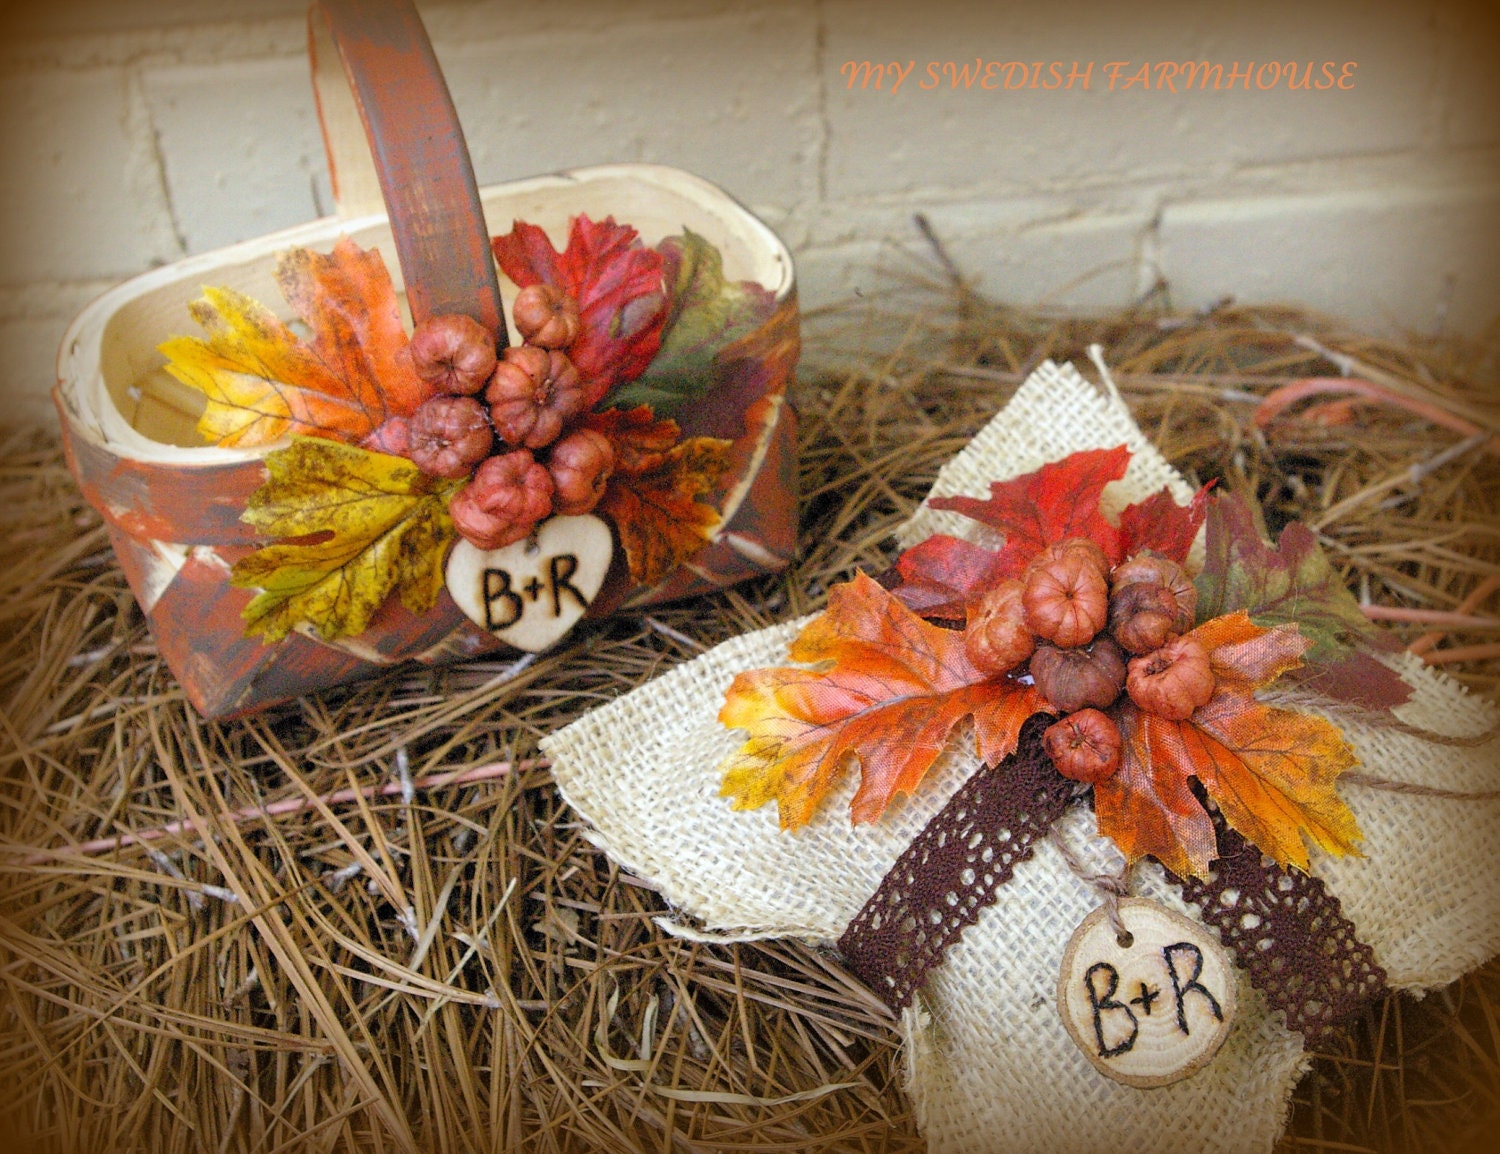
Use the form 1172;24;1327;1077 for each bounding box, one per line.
930;446;1130;566
892;534;1017;618
1118;483;1212;564
492;216;667;404
892;447;1209;618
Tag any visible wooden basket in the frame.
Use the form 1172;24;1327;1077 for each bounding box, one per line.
53;0;799;720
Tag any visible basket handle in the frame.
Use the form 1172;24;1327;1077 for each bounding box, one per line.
308;0;505;341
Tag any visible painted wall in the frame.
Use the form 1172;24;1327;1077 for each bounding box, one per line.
2;0;1497;424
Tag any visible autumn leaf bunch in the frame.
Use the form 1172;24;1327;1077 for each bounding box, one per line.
399;217;673;551
160;217;777;641
479;219;762;587
359;216;740;567
720;446;1408;879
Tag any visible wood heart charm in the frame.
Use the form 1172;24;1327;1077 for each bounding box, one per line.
446;514;613;652
1057;898;1236;1089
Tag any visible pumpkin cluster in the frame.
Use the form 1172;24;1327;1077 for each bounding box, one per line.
965;541;1209;786
368;287;617;549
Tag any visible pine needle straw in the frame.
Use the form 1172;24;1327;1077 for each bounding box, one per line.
10;760;529;865
2;243;1498;1152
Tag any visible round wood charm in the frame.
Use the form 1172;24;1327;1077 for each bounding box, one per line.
446;514;612;652
1057;898;1236;1088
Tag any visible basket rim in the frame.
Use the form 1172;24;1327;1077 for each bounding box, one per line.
54;161;796;468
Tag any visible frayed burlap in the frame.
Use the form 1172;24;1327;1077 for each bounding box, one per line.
543;361;1500;1154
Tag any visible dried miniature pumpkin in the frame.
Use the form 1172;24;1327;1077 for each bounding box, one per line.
1030;636;1127;714
449;449;554;549
548;428;616;516
1023;538;1110;648
362;414;412;458
409;313;497;395
1126;635;1215;720
486;346;588;450
407;395;493;478
1042;708;1122;785
511;283;582;350
1109;553;1197;654
965;579;1034;674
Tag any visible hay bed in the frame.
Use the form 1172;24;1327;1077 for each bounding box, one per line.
2;253;1498;1153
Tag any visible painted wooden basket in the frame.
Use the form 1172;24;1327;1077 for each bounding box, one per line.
53;0;799;720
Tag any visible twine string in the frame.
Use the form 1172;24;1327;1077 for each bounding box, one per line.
1048;826;1133;945
1342;770;1500;801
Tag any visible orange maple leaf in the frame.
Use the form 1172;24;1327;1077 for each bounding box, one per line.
590;408;733;587
1094;610;1361;878
160;238;430;448
585;405;682;475
718;573;1041;829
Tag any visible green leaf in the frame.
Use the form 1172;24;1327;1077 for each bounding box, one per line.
231;438;458;642
1195;493;1402;665
609;229;775;412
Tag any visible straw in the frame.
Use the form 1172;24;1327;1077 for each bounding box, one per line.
2;244;1497;1151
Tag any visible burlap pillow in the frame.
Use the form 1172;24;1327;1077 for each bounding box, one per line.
543;361;1500;1153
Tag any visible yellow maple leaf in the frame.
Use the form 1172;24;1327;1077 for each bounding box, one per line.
231;438;458;641
159;238;429;448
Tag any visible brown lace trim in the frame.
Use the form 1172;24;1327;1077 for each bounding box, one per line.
836;715;1076;1011
838;723;1390;1039
1165;816;1389;1045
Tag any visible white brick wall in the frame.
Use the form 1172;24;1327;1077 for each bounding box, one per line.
0;67;180;282
1;0;1496;425
145;56;333;252
438;8;821;212
1160;184;1500;335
